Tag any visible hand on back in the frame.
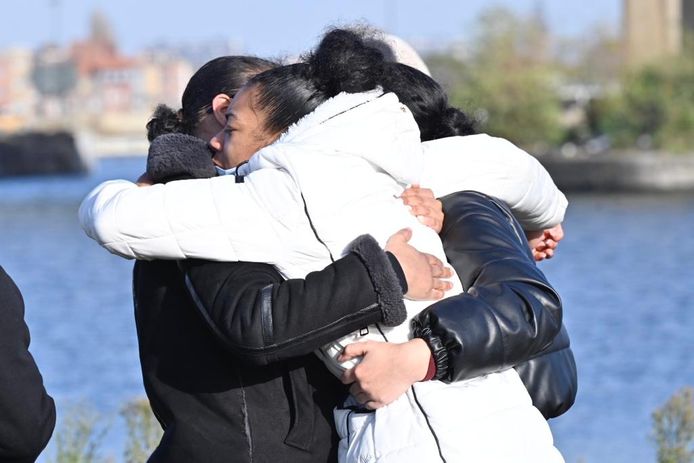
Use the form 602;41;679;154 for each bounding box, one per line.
527;224;564;261
401;185;443;233
385;229;453;301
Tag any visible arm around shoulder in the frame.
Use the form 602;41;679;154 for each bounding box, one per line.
420;134;568;230
180;235;406;366
411;191;563;382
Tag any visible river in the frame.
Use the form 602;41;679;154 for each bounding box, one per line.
0;157;692;462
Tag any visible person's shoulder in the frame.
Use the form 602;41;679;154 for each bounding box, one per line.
422;133;517;151
0;267;22;306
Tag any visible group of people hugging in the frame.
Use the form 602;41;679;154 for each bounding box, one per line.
72;27;577;463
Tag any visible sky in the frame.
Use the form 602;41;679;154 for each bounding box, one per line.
1;0;622;57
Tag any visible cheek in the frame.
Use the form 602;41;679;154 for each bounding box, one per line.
224;137;239;163
232;135;263;165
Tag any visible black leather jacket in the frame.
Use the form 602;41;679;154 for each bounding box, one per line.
412;191;577;418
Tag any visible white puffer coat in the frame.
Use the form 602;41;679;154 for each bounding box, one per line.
80;90;565;462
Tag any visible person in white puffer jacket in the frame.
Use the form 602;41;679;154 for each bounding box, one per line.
80;30;566;462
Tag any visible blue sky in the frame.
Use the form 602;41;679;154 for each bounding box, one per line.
1;0;621;56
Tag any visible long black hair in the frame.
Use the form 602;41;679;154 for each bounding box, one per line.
381;62;477;141
146;56;276;141
246;28;475;141
246;29;386;136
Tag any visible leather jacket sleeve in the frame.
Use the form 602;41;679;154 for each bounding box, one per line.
0;267;56;463
412;191;577;418
515;325;577;418
180;235;406;366
412;191;563;382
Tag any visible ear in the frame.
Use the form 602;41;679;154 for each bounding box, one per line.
211;94;232;126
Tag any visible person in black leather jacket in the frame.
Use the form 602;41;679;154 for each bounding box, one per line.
340;191;576;416
0;266;56;463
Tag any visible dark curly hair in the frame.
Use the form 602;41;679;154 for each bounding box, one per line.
246;28;475;141
381;62;476;141
245;29;386;136
146;56;277;141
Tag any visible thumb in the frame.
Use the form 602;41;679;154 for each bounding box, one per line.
339;342;370;362
395;228;412;243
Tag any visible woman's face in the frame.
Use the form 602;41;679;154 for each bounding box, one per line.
210;85;275;169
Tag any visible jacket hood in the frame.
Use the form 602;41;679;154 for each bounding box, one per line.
243;89;424;186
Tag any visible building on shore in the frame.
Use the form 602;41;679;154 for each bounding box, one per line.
0;49;36;132
0;10;195;143
624;0;694;67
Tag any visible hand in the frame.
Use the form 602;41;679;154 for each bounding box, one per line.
136;173;153;186
385;228;453;300
401;185;444;233
526;224;564;261
339;339;432;409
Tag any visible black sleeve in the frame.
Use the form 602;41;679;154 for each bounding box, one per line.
180;235;406;366
411;191;563;383
0;267;56;463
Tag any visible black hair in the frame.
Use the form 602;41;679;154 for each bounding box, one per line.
247;29;386;135
246;28;475;141
146;56;277;141
381;63;477;141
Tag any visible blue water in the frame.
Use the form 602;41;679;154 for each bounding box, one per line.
0;157;692;463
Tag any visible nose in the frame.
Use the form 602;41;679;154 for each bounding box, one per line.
208;131;223;153
208;132;224;167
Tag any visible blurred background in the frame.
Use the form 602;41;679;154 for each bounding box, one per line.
0;1;693;462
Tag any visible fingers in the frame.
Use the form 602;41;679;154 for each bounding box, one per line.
433;277;453;292
401;189;438;210
402;185;434;198
417;215;438;230
533;237;558;262
424;254;453;299
349;384;383;409
546;224;564;242
349;382;362;397
426;255;453;277
427;254;444;274
341;368;356;385
401;188;444;233
544;238;558;250
408;203;433;217
415;210;443;233
349;377;386;410
339;342;369;363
